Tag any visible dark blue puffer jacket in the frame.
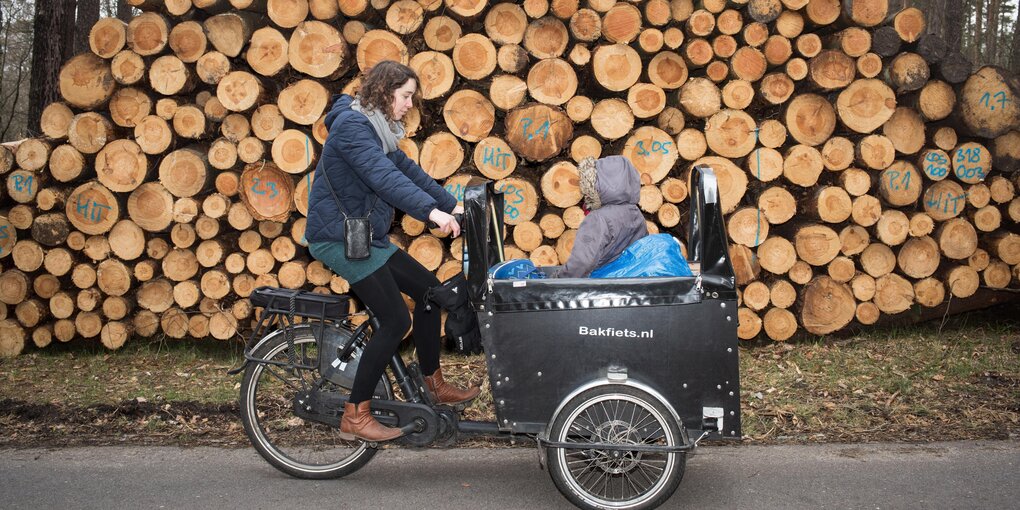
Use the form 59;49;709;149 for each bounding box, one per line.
305;95;457;247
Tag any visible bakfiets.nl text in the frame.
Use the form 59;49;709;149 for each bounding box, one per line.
578;326;654;339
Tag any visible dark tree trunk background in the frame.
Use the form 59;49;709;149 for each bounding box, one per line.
1011;21;1020;73
946;1;965;50
985;0;999;65
926;0;948;39
27;0;76;135
75;0;101;55
117;1;133;22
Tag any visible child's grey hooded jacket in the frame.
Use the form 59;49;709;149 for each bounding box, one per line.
558;155;648;278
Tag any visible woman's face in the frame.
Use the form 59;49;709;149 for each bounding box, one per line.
391;79;416;120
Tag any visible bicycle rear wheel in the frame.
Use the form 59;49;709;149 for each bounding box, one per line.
239;323;392;479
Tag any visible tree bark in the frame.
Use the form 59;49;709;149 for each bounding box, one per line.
76;0;102;55
985;0;1000;65
1011;14;1020;73
117;1;134;22
926;0;948;41
29;0;77;134
973;0;984;62
945;0;965;52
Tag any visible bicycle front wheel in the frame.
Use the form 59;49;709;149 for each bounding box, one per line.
239;324;391;479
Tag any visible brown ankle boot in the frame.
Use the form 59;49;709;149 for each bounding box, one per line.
424;368;480;406
339;401;402;442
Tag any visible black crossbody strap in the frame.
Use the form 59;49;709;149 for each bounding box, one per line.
317;167;378;220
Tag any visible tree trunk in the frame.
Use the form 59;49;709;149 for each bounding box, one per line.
737;308;762;340
76;0;102;55
887;53;930;93
973;0;984;62
1011;14;1020;73
114;1;134;21
443;90;497;142
959;66;1020;139
288;21;349;79
763;307;797;341
0;320;26;357
31;213;71;247
942;0;963;52
873;273;914;314
992;131;1020;174
800;276;856;335
29;0;76;134
986;0;1000;65
924;0;947;40
785;93;836;146
794;224;841;266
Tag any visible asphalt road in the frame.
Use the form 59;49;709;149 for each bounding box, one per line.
2;441;1018;509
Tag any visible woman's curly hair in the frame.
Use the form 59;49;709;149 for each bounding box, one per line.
356;61;420;121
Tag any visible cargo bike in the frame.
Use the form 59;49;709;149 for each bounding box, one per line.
230;166;741;510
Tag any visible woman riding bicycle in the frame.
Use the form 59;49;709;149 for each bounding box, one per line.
304;61;480;442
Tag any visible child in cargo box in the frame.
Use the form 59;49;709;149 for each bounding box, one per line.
555;155;648;278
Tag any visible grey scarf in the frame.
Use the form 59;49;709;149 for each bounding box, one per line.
350;98;404;154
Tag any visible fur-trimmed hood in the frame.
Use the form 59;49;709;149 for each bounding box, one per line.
577;155;642;210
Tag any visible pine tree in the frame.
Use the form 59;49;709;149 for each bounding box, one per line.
27;0;76;134
946;0;965;50
926;0;949;40
116;0;133;22
75;0;101;55
1011;14;1020;71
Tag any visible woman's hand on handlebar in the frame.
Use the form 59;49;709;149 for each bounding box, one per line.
429;208;461;237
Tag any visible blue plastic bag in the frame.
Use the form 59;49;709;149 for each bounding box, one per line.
590;234;693;279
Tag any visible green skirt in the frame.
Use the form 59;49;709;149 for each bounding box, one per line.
308;241;397;285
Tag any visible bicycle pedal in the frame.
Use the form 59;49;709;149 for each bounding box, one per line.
437;402;469;413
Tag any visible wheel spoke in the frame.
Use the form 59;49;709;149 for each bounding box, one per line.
569;455;598;479
242;329;390;478
260;363;304;392
596;466;612;498
634;458;662;485
554;390;683;507
571;410;599;439
630;409;658;433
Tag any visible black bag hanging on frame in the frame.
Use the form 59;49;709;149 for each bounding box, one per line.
425;272;482;355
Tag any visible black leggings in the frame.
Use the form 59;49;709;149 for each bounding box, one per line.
348;249;441;403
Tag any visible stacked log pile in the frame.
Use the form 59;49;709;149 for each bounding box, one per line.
2;0;1019;356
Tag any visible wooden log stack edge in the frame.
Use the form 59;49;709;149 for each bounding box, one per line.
2;0;1020;356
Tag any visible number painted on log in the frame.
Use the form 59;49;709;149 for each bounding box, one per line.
979;91;1010;111
636;140;673;157
924;152;949;177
